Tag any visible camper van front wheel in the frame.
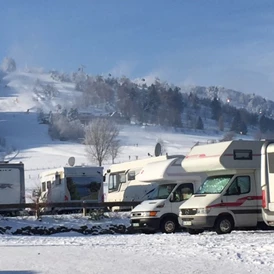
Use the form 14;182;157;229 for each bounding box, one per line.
160;218;177;233
215;216;234;234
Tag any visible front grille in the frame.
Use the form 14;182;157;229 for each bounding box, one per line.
181;208;197;215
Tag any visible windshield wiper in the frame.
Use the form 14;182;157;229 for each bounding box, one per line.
141;188;155;199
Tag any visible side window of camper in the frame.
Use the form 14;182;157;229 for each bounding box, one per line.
42;182;46;192
172;183;194;202
227;176;250;195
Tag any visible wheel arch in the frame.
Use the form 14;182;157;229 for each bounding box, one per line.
214;212;235;228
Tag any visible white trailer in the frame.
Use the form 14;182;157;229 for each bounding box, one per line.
105;155;184;210
39;165;103;212
130;157;205;233
0;161;25;214
178;140;265;234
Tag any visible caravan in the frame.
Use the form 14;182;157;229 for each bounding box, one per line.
105;155;184;209
39;165;103;212
130;157;205;233
178;140;265;234
0;162;25;214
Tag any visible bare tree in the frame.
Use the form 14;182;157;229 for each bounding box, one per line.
84;118;120;166
109;139;122;164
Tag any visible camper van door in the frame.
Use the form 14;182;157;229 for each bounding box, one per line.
222;174;259;227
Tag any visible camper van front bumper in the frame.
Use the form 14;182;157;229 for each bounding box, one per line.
178;216;216;229
131;218;160;232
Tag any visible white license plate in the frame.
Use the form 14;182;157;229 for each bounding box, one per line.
183;221;192;226
133;223;139;227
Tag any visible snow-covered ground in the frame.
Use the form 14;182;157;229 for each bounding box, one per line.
1;231;274;274
1;70;272;274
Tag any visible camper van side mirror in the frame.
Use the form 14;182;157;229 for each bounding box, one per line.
169;193;175;202
55;173;61;185
128;171;135;181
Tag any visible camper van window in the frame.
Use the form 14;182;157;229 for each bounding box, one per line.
197;175;233;194
42;182;46;192
268;153;274;173
233;150;252;160
149;183;176;200
47;181;51;189
119;173;126;183
66;176;101;200
108;172;125;192
172;183;194;202
227;176;250;195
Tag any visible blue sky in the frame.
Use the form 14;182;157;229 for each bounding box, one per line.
1;0;274;99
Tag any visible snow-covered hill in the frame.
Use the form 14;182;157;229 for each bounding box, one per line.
0;69;224;198
181;85;274;118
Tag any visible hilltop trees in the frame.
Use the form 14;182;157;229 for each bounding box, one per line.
230;111;248;135
1;57;16;73
84;118;121;166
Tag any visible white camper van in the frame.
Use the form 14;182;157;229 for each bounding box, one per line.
130;157;205;233
261;140;274;226
178;140;265;234
0;161;25;214
105;155;184;206
39;166;103;212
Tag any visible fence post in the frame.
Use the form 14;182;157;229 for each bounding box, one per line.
82;202;87;217
35;198;40;220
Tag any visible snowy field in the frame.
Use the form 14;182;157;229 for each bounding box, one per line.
0;70;272;273
1;231;274;274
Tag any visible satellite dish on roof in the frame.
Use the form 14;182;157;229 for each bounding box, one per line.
154;143;162;157
68;157;75;167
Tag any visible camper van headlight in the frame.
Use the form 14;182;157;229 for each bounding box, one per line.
139;211;158;217
196;208;211;214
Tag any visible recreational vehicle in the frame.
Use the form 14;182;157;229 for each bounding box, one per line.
39;165;103;212
261;140;274;227
130;157;205;233
0;161;25;214
105;155;184;210
178;140;265;234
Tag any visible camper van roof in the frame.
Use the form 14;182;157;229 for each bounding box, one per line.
137;157;185;182
182;140;264;172
108;155;185;173
39;165;103;178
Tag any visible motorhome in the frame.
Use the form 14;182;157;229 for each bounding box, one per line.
105;155;184;210
39;165;103;212
178;140;265;234
0;162;25;214
261;140;274;227
130;157;205;233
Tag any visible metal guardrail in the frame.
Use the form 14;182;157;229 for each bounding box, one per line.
0;201;142;218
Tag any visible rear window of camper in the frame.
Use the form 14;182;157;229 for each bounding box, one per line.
233;149;252;160
268;153;274;173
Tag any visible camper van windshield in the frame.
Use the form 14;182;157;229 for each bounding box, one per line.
196;175;233;194
149;183;176;200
